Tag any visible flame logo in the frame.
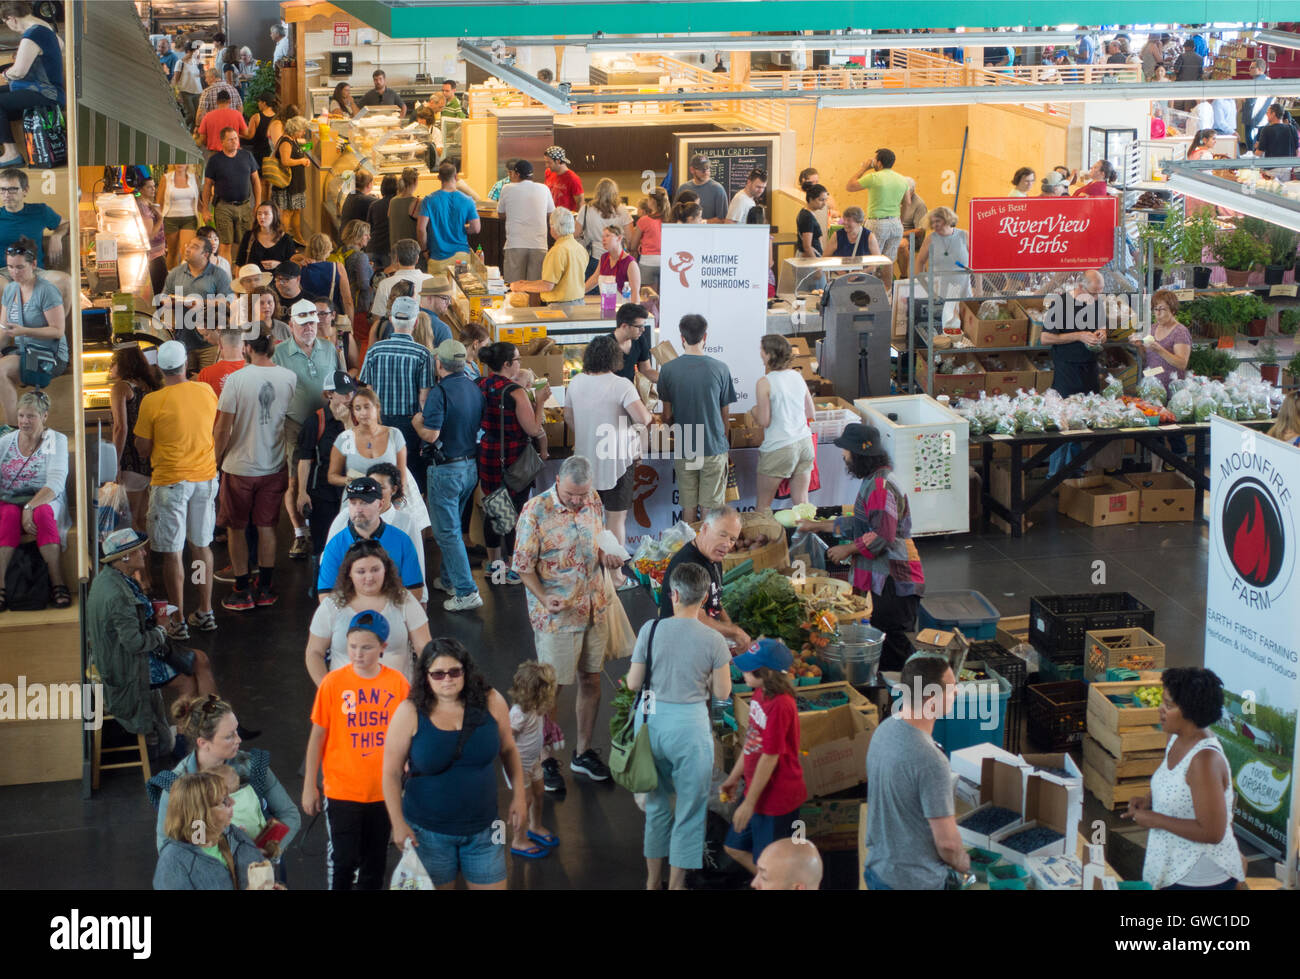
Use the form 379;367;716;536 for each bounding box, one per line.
668;251;694;288
632;464;660;528
1231;497;1272;587
1221;479;1285;589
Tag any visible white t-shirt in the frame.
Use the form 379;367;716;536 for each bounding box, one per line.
327;504;426;578
370;269;432;317
759;368;812;453
497;179;555;252
567;371;641;492
577;203;631;259
162;172;199;218
309;595;426;684
509;704;545;770
726;189;758;224
1193;101;1214;133
216;364;298;476
333;425;430;534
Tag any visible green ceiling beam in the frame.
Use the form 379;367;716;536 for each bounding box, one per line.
333;1;1288;38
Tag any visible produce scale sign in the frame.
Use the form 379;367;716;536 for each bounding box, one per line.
1204;417;1300;876
967;197;1117;272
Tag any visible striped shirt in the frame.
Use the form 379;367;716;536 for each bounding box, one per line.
359;333;434;417
833;467;925;598
197;82;244;117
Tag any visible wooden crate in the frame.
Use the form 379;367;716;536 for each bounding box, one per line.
1083;761;1151;811
1086;708;1169;758
1088;680;1164;730
1083;735;1164;782
692;512;788;573
1084;629;1166;682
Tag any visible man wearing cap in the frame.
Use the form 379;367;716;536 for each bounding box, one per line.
543;146;583;212
214;334;298;611
417;162;481;262
317;477;424;602
508;207;588;307
161;234;232;371
201;126;261;265
268;261;307;324
134;340;220;640
660;506;751;647
413;338;485;612
1039;171;1070;197
497;157;554;283
359;292;434;488
296;370;356;560
674;155;728;223
369;238;430;319
87;528;219;757
274;300;344;558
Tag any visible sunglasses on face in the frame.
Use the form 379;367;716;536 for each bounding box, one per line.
428;668;464;681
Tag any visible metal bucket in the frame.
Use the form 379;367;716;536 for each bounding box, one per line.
818;622;885;686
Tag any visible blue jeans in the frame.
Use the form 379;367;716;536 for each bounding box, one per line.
635;699;712;869
410;821;506;887
863;864;893;890
427;459;478;597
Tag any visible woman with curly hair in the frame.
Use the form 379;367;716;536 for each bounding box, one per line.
383;639;526;889
505;660;559;858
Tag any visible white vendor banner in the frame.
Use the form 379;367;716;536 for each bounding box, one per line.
659;223;770;414
1204;417;1300;874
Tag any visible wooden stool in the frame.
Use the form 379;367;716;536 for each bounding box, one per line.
86;664;151;790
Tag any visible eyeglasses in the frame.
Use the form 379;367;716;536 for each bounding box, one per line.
428;668;464;681
315;309;334;318
0;185;22;194
1153;305;1170;312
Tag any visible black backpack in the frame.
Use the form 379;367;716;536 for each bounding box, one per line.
5;541;51;610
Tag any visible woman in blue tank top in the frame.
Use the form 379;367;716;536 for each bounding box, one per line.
0;4;64;169
383;638;526;888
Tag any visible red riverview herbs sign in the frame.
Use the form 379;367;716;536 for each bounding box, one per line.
967;197;1117;272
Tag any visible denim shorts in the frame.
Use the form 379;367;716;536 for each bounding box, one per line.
410;821;506;887
724;809;801;858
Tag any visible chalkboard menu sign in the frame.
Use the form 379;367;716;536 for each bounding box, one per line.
674;132;779;204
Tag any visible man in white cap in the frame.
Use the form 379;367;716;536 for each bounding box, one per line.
272;299;342;558
133;340;220;639
360;293;433;487
497;157;553;283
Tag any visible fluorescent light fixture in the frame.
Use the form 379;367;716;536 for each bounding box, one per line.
456;40;572;113
541;31;1086;52
1164;173;1300;234
1252;29;1300;52
818;78;1300;109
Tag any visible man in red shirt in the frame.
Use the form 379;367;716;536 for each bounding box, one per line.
543;145;583;212
197;329;246;395
196;90;246;153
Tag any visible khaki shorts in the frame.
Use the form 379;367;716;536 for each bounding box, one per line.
213;199;254;247
502;248;546;283
758;439;814;479
674;452;728;515
148;477;219;552
282;417;303;470
534;626;607;687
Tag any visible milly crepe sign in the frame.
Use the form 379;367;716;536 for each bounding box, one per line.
967;197;1117;272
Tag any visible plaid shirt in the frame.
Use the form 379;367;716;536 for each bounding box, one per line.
359;334;434;418
512;485;608;633
197;82;244;117
833;467;925;598
477;374;530;493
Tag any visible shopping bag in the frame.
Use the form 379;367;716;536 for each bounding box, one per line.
390;839;435;890
599;572;637;663
22;105;66;168
776;433;820;499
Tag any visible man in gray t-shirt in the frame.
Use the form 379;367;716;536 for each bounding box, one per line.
864;655;969;889
656;313;738;522
674;154;729;223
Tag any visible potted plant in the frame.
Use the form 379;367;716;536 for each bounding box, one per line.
1139;221;1176;290
1236;292;1272;338
1177;210;1218;288
1259;339;1281;385
1188;344;1240;379
1264;225;1298;285
1285;350;1300;387
1213;226;1270;287
1280;309;1300;336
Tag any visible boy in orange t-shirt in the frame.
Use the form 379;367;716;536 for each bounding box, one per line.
304;610;410;890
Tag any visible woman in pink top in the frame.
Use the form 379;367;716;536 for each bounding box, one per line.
628;188;668;290
584;225;641;297
1132;289;1191;467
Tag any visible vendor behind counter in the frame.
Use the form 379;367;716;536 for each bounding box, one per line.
507;207;587;307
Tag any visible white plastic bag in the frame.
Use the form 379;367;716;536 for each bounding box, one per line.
390;839;435;890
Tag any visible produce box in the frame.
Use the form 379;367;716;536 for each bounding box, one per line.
960;299;1029;348
980;352;1038;396
950;742;1022;787
908;627;970;677
989;774;1075;866
733;681;878;797
1029;593;1156;663
956;757;1025;848
1084;628;1166;683
813;395;855;412
1121;472;1196;522
1083;762;1152;811
519;353;565;387
790;355;820;379
1057;475;1140;527
915;350;985;400
1100;347;1139;393
797;796;862;852
727;411;765;448
1018;753;1083;853
788;337;814;358
543;418;565;448
1087;680;1165;732
1026;680;1088;751
1082;735;1164;782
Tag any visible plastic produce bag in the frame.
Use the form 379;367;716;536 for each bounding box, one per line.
1193;395;1215;423
1101;373;1123;399
96;482;132;542
1168;387;1196;422
1137;374;1167;405
789;530;829;574
994;414;1017;435
390;839;435;890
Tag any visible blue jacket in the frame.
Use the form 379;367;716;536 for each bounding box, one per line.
148;749;301;854
153;825;263;890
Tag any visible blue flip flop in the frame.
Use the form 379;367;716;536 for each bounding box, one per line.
527;830;559;848
510;844;549;859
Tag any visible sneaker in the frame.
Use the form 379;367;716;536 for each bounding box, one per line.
541;757;566;793
213;565;236;583
443;591;484;613
187;609;218;633
221;590;255;611
253;587;279;608
165;619;190;641
571;748;611;782
429;577;451;594
289;537;312;560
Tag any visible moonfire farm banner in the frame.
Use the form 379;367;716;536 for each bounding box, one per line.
659;223;770;412
967;197;1117;272
1204;417;1300;872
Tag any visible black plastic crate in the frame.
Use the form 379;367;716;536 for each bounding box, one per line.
976;648;1027;703
1026;680;1088;751
1002;698;1023;754
1029;593;1155;662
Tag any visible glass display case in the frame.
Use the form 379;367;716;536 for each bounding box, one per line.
1089;126;1138;175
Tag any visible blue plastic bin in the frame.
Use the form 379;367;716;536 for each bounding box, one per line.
918;590;1000;641
890;669;1012;757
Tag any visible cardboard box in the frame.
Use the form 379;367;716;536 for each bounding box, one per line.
1100;347;1139;394
727;411;764;448
915;350;986;400
788;337;813;358
1026;854;1085;890
960;300;1029;348
1018;753;1083;855
797;797;862;852
519;353;565;387
980;352;1038;396
989;459;1032;535
951;742;1023;787
1057;475;1140;527
733;682;878;797
543;419;565;449
1122;471;1195;523
990;775;1074;866
956;758;1025;848
813;395;856;413
790;355;819;379
909;627;971;676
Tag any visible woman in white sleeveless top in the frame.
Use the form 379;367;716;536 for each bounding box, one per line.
753;334;815;514
1123;667;1244;890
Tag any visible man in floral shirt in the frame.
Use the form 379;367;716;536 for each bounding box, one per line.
514;455;623;792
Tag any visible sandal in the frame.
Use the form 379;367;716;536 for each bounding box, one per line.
51;585;71;609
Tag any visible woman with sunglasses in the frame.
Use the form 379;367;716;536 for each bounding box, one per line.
384;639;526;889
154;771;268;890
0;236;65;427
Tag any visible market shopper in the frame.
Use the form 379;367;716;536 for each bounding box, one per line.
235;201;298;272
576;178;632;278
338;220;374;352
752;838;824;890
0;390;69;608
0;236;66;426
1072;158;1117;197
316;477;424;602
202;127;262;265
611;301;659;385
194;69;243;128
370;238;430;318
108;345;161;572
296;370;356;558
0;166;67;268
1123;667;1245;890
497;158;554;283
726;168;767;224
796;423;924;672
629;188;669;290
674;154;728;222
366;175;398;270
913;206;973;300
153;772;265;890
271;117;311;242
195;89;244;153
845;148;910;260
863;653;967;890
322;463;425;581
327;382;424;534
1267;392;1300;446
543;145;583;212
753;334;815;515
1243;61;1274;149
509;207;589;307
627;561;732;890
0;2;63;169
795;183;828;259
1254;103;1299;161
660;507;750;648
174;41;204;128
418;162;481;262
1009;167;1035;197
1132;289;1191;463
358;292;432;488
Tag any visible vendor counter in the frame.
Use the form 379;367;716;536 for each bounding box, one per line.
484;296;624;344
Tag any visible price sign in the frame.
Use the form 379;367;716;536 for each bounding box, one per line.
1173;288;1196;301
1269;283;1298;298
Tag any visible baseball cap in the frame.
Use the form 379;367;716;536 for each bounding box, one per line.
543;145;570;165
435;338;467;367
390;295;419;326
323;370;356;395
689;153;710;171
511;158;534;179
1041;171;1068;189
156;340;187;372
832;422;881;456
272;260;301;279
345;476;383;502
100;527;149;564
346;609;390;644
290;299;319;322
732;638;795;674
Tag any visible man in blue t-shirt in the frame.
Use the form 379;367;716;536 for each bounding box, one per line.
0;168;65;267
416;161;480;260
316;477;424;601
157;38;179;80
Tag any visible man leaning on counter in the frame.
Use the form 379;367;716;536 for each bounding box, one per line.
508;207;588;308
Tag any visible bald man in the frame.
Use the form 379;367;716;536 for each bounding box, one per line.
751;838;823;890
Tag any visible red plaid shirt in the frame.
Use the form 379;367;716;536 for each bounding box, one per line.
478;374;531;493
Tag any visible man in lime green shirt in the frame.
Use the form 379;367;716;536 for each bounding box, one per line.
846;148;912;262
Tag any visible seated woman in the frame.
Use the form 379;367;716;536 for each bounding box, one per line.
0;3;64;169
0;390;69;608
830;206;883;259
0;236;66;426
305;538;430;685
153;771;266;890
